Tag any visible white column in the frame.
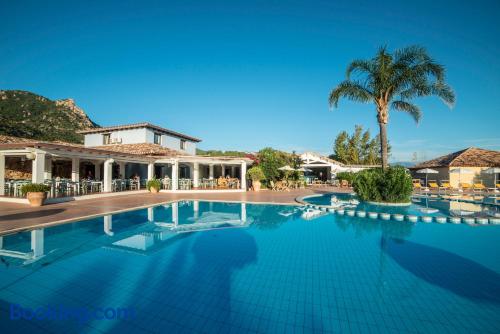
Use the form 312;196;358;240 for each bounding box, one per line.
193;163;199;188
193;200;199;219
31;152;45;183
231;166;236;177
31;229;44;258
71;157;80;182
104;215;114;236
0;154;5;195
240;161;247;190
148;207;154;222
103;159;114;192
147;163;155;180
241;203;247;222
172;201;178;226
209;164;214;179
94;161;101;180
44;155;52;180
221;165;225;177
172;161;178;190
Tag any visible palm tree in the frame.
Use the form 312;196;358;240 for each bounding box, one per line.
329;46;455;170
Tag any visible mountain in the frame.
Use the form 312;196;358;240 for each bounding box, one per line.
390;161;415;167
196;149;248;157
0;90;98;144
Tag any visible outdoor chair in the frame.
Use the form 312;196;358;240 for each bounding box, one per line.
129;179;139;190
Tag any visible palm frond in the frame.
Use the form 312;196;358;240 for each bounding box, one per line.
394;45;430;66
329;80;374;108
346;60;374;79
431;82;456;108
391;100;422;123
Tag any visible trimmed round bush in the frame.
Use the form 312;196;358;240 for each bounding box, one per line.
21;183;51;196
247;166;266;182
352;166;412;203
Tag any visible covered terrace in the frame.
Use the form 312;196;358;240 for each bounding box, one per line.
0;139;253;203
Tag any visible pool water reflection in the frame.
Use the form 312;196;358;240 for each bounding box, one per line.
0;200;499;333
304;193;500;218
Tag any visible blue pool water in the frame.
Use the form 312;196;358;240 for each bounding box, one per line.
304;193;500;218
0;200;500;333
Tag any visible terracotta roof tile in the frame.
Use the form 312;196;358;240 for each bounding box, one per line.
412;147;500;168
90;143;182;157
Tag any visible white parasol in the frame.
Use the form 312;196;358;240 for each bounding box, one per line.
416;168;438;186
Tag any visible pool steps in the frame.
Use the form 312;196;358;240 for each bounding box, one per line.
302;203;499;225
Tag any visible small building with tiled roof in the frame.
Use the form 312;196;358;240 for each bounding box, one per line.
410;147;500;187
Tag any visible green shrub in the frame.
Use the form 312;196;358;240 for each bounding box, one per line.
247;166;265;182
352;166;412;203
336;171;357;184
146;178;161;191
21;183;51;196
257;148;293;181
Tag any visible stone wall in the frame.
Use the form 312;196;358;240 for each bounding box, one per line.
5;157;32;180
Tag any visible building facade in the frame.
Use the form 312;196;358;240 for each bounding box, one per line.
0;122;252;203
410;147;500;188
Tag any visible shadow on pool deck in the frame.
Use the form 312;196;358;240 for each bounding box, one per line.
383;238;500;304
0;208;66;221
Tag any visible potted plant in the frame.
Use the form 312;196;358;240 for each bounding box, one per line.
247;166;265;191
146;178;161;194
21;183;51;207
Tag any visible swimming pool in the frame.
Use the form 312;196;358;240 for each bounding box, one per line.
1;200;499;333
303;193;500;220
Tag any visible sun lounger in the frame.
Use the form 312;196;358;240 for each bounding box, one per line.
413;179;428;192
488;183;500;193
473;183;487;193
428;181;440;192
459;183;472;192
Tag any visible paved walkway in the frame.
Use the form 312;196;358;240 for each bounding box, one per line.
0;187;347;235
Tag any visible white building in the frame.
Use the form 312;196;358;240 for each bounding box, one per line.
79;122;199;156
0;122;253;203
300;152;376;182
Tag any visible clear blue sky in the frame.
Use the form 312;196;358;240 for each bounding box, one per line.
1;0;499;161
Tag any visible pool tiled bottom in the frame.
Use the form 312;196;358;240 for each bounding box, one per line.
0;201;499;333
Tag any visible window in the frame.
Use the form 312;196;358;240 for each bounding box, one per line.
180;139;186;150
102;133;111;145
154;133;162;145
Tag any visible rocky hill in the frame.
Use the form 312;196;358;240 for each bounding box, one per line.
0;90;98;144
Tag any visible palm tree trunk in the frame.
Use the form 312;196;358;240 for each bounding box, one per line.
378;121;388;170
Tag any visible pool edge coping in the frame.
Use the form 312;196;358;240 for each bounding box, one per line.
0;198;304;237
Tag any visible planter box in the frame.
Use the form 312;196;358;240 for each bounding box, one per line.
27;192;47;207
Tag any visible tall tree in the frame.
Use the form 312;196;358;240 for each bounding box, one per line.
329;46;455;169
331;125;387;165
331;131;349;162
